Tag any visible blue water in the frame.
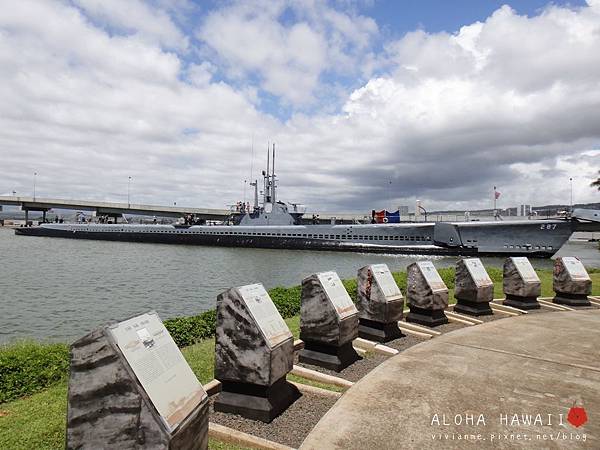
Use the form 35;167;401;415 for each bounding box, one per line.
0;227;598;344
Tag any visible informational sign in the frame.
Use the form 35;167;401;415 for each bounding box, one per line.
561;257;590;281
317;271;357;319
512;257;540;283
238;284;293;348
108;312;207;432
464;258;493;287
417;261;447;292
370;264;403;300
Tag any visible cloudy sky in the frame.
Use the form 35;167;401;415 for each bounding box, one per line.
1;0;599;213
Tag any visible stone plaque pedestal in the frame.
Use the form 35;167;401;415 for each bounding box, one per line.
554;293;591;306
299;341;360;372
406;261;449;327
453;258;494;316
67;312;209;450
215;378;299;423
504;294;540;310
357;264;404;342
214;284;299;423
406;305;448;327
503;257;541;310
552;257;592;306
358;318;402;343
299;271;360;372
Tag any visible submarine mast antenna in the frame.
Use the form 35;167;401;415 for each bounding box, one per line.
272;143;276;203
250;135;254;184
265;142;270;204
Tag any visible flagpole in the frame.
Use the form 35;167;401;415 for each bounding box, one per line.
493;186;497;220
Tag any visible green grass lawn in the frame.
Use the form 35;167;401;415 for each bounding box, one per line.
0;383;67;450
0;339;260;450
2;268;599;449
0;315;324;450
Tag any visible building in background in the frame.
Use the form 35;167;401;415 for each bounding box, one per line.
519;204;532;216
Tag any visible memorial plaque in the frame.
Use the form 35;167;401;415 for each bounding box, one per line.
317;271;356;318
214;284;299;422
454;258;494;316
299;271;360;371
238;284;292;348
418;261;447;292
465;259;493;288
561;257;591;281
108;312;206;431
356;264;404;342
503;257;541;310
405;261;449;327
552;256;592;306
370;264;403;299
67;311;209;450
513;257;540;283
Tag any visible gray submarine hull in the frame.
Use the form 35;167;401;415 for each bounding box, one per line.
15;217;580;257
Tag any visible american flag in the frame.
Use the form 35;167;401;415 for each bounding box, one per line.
495;191;501;199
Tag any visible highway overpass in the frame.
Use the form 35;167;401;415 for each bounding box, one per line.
0;196;230;222
0;195;370;224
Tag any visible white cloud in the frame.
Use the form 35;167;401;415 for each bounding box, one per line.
0;0;599;215
197;0;377;106
72;0;189;51
186;61;216;87
310;1;600;210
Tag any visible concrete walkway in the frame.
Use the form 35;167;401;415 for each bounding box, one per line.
301;310;600;449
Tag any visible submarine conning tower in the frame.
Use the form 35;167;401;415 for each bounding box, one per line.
231;143;303;226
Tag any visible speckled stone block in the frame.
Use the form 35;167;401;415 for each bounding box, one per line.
214;284;299;422
356;264;404;342
552;257;592;306
405;261;449;327
453;258;494;316
503;257;541;310
67;320;208;450
299;271;360;371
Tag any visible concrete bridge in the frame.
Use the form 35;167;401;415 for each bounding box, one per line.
0;195;231;223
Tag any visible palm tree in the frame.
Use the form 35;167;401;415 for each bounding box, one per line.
592;170;600;191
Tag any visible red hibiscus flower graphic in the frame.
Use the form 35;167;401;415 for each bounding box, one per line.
567;406;588;428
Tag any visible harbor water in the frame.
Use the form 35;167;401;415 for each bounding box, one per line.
0;227;598;344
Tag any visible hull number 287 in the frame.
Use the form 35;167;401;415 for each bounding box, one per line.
540;223;557;230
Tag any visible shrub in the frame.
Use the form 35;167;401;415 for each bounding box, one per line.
392;271;408;293
486;267;504;283
269;285;302;318
342;278;358;301
163;309;216;348
0;341;69;403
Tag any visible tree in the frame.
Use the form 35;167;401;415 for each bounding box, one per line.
592;170;600;191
